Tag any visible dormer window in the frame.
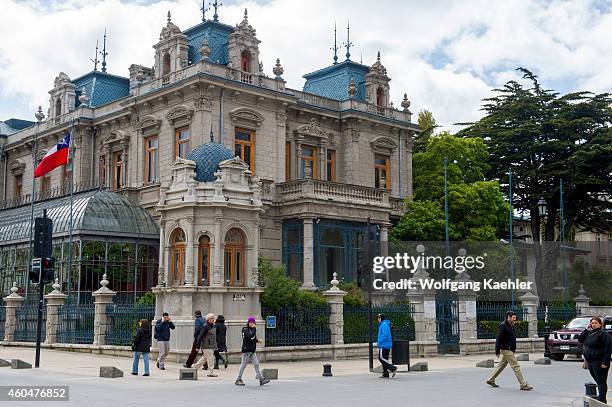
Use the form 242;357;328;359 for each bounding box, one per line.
163;52;171;76
55;98;62;117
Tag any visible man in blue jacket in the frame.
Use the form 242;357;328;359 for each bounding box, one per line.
154;312;175;370
377;313;397;378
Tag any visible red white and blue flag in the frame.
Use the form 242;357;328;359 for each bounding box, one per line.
34;133;71;178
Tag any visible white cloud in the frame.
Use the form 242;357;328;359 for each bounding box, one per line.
0;0;611;133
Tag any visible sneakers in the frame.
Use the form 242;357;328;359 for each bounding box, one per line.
156;361;160;369
143;373;150;377
235;379;245;386
379;374;390;378
224;359;229;369
391;366;398;378
159;367;165;370
520;384;533;391
131;372;138;376
486;380;499;388
260;378;270;386
207;373;218;377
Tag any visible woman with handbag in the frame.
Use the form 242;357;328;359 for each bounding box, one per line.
578;316;611;403
132;319;152;376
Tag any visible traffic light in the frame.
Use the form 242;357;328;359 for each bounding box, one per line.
42;257;55;282
34;217;53;258
29;258;42;283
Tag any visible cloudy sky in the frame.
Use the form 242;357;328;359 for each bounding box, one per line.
0;0;611;131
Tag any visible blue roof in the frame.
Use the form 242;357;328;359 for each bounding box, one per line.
1;119;33;136
187;140;234;182
303;60;369;101
184;20;234;65
73;71;130;108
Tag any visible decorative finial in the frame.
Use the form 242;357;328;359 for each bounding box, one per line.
201;0;210;21
416;244;425;254
52;278;61;292
330;22;339;65
579;284;585;296
377;51;381;62
348;77;356;98
90;40;99;71
273;58;284;78
10;281;18;294
209;124;214;142
212;0;222;22
330;272;340;291
35;106;45;122
401;93;411;111
79;88;89;106
244;8;248;20
167;10;172;22
199;36;211;58
100;28;108;73
100;273;109;289
342;20;353;61
360;52;363;64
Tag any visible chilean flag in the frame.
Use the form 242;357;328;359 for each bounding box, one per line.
34;133;71;178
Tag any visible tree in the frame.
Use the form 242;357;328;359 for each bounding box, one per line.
415;110;438;153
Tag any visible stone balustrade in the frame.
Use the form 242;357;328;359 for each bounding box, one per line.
276;179;389;207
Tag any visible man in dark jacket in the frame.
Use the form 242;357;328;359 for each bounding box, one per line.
578;316;611;403
486;311;532;390
235;316;269;386
193;313;218;377
154;312;175;370
132;319;152;376
214;315;228;369
185;310;206;368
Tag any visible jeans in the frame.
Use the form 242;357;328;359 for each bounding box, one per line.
157;341;170;368
587;360;609;403
132;352;150;375
236;352;263;381
487;350;527;387
378;348;395;375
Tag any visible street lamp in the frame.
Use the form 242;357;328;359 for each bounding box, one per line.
537;196;551;357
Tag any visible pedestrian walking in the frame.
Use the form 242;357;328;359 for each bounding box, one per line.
132;319;152;376
235;316;270;386
214;314;228;369
486;311;533;390
185;310;206;368
377;313;397;378
154;312;175;370
578;316;611;403
192;313;218;377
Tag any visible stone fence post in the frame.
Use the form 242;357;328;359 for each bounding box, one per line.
2;282;25;342
44;279;67;345
456;273;478;354
406;246;437;348
518;290;539;338
322;273;347;357
573;285;590;316
92;274;116;346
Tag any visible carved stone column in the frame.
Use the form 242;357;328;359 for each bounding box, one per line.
573;284;591;317
2;282;25;342
455;272;478;354
322;273;347;347
184;216;195;286
92;274;117;346
158;217;166;287
301;216;316;290
213;213;223;286
519;290;540;339
44;279;67;345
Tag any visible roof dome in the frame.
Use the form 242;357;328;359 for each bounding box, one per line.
187;140;234;182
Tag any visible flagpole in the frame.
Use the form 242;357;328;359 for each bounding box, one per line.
27;107;46;302
66;119;76;305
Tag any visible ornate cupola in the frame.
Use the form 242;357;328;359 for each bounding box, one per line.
153;11;189;80
227;9;262;77
364;51;391;107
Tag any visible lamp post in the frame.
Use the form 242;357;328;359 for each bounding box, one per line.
537;196;550;357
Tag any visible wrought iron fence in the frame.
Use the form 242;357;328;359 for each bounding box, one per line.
262;305;331;347
105;304;155;346
343;303;415;344
537;303;576;336
0;305;5;341
476;302;528;339
15;304;46;342
57;303;95;344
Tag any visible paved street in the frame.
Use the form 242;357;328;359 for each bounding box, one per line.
0;347;601;406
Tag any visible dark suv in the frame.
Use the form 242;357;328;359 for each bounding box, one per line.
547;316;612;361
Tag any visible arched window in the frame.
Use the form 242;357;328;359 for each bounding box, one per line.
198;235;210;286
170;228;186;286
240;50;251;72
224;228;245;287
163;52;171;76
55;98;62;117
376;87;384;107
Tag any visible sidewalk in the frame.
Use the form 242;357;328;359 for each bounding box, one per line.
0;346;555;380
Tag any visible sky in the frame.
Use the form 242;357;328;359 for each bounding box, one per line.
0;0;611;132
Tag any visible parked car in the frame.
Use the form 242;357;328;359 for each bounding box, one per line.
547;316;612;361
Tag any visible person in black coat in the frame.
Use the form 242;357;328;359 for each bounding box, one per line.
578;316;611;403
132;319;152;376
486;311;532;390
214;315;228;369
235;316;269;386
154;312;175;370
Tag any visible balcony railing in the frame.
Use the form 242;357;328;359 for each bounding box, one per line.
276;178;389;207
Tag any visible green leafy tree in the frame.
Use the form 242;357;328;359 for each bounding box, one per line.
415;109;438;152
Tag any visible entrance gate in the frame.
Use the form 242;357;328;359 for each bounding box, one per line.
436;290;459;354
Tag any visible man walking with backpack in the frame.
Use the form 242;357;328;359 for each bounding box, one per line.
154;312;175;370
486;311;533;391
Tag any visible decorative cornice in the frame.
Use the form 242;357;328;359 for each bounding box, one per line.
136;116;162;134
295;118;327;139
370;136;397;154
166;105;194;125
229;107;264;127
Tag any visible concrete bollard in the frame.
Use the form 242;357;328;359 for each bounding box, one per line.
180;368;198;380
476;359;494;368
322;364;332;377
11;359;32;369
0;359;11;367
516;353;529;361
100;366;123;378
262;369;278;380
